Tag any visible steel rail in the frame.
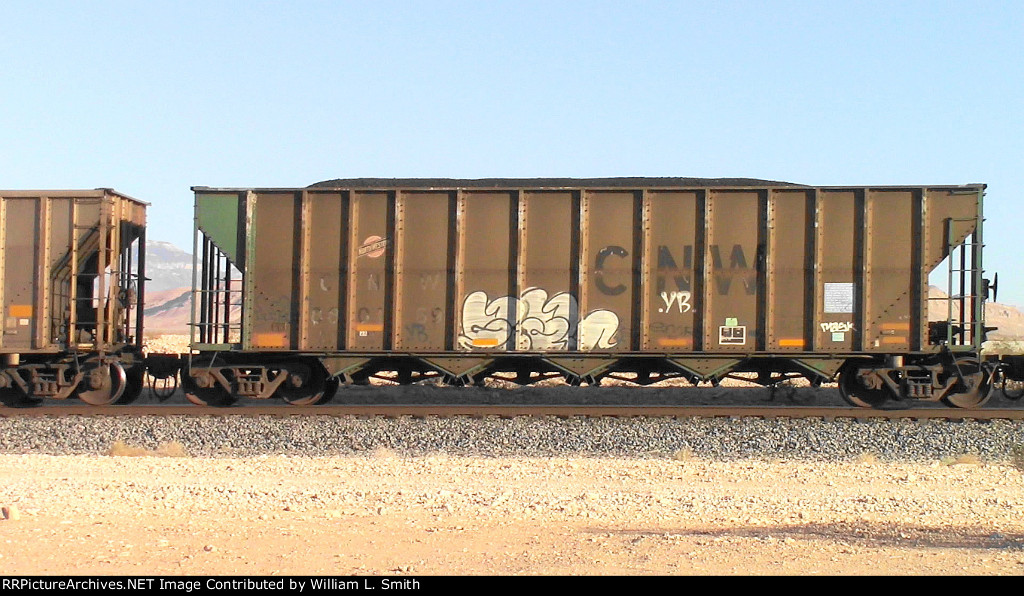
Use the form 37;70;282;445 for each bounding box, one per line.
2;404;1023;420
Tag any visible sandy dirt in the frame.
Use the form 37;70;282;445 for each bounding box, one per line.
1;452;1022;576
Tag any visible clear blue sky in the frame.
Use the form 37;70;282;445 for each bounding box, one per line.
2;1;1022;304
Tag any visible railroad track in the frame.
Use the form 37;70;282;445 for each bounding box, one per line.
3;403;1024;420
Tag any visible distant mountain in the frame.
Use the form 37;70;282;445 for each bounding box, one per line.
139;240;245;336
928;286;1024;340
140;240;192;335
141;240;193;293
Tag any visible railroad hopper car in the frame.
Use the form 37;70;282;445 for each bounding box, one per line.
0;189;148;406
186;178;993;408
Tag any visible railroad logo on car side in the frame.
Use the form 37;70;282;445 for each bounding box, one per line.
357;235;388;258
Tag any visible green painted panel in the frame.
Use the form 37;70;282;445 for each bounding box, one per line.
195;193;244;266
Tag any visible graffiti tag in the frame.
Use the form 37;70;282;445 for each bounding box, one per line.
659;291;692;314
458;288;619;352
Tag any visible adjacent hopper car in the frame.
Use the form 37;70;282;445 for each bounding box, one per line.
0;189;148;405
0;179;1013;408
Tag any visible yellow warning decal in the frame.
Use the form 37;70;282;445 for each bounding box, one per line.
778;338;806;348
254;333;288;347
471;338;500;347
8;305;32;318
354;323;384;333
656;338;693;347
881;336;908;344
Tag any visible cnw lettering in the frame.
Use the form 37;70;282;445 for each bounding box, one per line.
594;244;758;297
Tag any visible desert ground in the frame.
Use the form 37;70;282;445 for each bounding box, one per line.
1;451;1022;576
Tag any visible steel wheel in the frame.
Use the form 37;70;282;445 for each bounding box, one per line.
182;357;236;407
838;363;892;408
277;362;329;406
115;365;146;404
77;362;127;406
182;378;235;407
941;357;992;409
1002;378;1024;400
315;377;340;405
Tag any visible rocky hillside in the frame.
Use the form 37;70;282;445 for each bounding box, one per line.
143;287;191;335
140;241;191;335
928;286;1024;340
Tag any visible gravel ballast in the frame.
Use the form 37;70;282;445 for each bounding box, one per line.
1;415;1022;462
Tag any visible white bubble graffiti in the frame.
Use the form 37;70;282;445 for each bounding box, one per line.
458;288;619;351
